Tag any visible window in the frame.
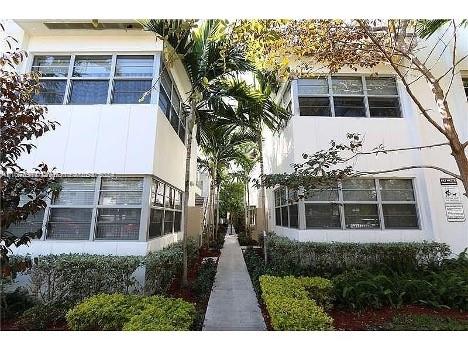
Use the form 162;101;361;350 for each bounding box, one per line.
149;178;183;238
96;178;143;240
281;83;292;113
274;186;298;228
463;78;468;100
158;65;186;143
113;56;154;104
47;178;96;240
32;56;70;104
31;54;155;105
7;194;45;239
302;178;419;230
298;76;401;118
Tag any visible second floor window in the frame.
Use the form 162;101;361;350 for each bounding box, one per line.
298;76;402;118
32;54;155;105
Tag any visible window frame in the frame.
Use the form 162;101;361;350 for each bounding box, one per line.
274;186;299;228
29;53;159;105
462;76;468;100
296;75;403;119
295;178;421;230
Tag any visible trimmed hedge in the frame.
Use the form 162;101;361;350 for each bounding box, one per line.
259;275;334;330
29;254;142;306
266;234;450;276
144;240;198;295
66;293;195;331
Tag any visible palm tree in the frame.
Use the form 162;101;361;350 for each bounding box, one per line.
144;19;254;285
198;122;256;244
416;19;467;38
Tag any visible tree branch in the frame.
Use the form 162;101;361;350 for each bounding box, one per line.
355;165;461;180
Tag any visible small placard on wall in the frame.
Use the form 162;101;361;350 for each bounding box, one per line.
440;178;465;222
445;203;466;222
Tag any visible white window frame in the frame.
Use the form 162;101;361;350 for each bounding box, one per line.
287;178;421;231
29;53;158;105
296;75;403;118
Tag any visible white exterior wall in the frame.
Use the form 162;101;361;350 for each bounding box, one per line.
7;20;197;256
263;27;468;254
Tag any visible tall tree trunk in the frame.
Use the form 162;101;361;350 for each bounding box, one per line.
246;181;251;238
257;131;268;234
215;183;220;240
211;166;217;244
182;101;196;288
244;182;248;237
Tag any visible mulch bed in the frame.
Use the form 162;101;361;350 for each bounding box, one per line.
330;305;468;331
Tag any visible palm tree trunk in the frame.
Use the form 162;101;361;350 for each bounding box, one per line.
246;181;251;238
257;131;268;234
243;182;248;237
215;183;220;240
182;101;196;288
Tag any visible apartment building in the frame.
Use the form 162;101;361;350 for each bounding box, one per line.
5;19;200;256
261;27;468;254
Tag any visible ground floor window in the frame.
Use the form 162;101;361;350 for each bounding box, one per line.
275;178;419;230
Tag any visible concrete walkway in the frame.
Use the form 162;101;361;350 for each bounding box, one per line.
202;233;266;331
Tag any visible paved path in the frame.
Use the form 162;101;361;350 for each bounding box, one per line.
202;233;266;331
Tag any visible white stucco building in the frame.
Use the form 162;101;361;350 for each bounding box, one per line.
261;26;468;254
5;19;199;256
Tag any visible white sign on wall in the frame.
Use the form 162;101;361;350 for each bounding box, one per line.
440;178;465;222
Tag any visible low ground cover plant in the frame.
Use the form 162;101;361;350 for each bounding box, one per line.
66;293;195;331
384;314;468;331
259;275;334;330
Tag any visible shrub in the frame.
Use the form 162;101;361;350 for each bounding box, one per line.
238;232;258;247
16;303;67;330
144;240;198;295
259;275;334;331
0;287;36;321
29;254;143;306
333;265;468;311
266;234;451;276
385;314;468;331
66;293;195;331
192;258;217;300
123;299;195;331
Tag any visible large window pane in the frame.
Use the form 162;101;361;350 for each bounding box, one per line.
332;77;363;95
333;97;366;117
383;204;418;228
158;88;171;117
305;204;341;229
344;204;380;229
153;182;165;207
47;208;92;240
299;97;331;116
342;179;377;201
96;208;140;240
34;80;67;105
112;80;152;104
289;204;299;228
99;178;143;205
366;77;398;95
160;68;172;96
164;211;174;234
463;78;468;99
298;78;329;95
8;210;45;238
54;178;95;206
69;80;109;104
174;191;182;210
274;190;281;207
275;207;281;226
281;206;288;227
149;209;163;238
305;187;339;201
115;55;154;77
174;212;182;232
379;179;415;201
279;188;287;205
32;56;70;77
368;97;401;118
73;56;111;77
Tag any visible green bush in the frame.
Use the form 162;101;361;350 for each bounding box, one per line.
259;275;334;331
385;314;468;331
333;264;468;311
16;303;67;330
192;258;217;300
66;293;196;331
266;234;451;276
29;254;143;306
123;299;195;331
238;232;258;246
1;287;36;321
144;240;198;295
